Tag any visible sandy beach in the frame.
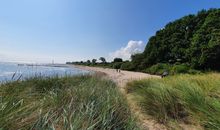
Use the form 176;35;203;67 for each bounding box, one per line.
74;65;161;88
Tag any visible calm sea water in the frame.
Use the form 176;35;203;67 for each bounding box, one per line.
0;62;89;82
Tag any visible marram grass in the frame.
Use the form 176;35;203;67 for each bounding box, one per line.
0;75;138;130
127;73;220;130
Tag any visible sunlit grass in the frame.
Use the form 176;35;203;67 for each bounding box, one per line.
127;73;220;130
0;75;138;130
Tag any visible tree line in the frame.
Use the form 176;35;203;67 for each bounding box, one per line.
66;57;129;69
131;8;220;72
67;8;220;74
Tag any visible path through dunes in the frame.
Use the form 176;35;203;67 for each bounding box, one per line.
74;65;167;130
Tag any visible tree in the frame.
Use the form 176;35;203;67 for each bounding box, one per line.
92;59;97;64
113;58;123;63
131;9;220;71
131;53;145;70
113;62;122;69
86;60;91;65
99;57;106;63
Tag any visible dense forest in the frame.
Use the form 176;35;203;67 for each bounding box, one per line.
132;8;220;71
68;9;220;75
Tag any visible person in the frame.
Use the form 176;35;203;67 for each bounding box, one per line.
161;71;169;78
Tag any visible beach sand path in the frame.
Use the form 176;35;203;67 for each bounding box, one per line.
74;65;167;130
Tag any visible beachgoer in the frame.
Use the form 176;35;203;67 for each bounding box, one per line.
161;71;169;78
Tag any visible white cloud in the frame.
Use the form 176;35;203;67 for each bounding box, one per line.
109;40;145;61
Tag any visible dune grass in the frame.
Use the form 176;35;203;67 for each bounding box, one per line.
127;73;220;130
0;75;138;130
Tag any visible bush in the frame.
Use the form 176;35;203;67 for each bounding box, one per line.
113;62;122;69
145;63;171;75
144;63;201;75
120;62;135;71
171;64;190;74
143;63;203;75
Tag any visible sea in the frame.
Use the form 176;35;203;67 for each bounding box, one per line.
0;62;89;82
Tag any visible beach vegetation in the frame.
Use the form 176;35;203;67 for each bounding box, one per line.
0;75;138;130
127;73;220;129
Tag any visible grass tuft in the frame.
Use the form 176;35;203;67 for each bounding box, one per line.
127;73;220;129
0;75;138;130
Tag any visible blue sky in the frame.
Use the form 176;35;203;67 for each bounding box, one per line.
0;0;220;63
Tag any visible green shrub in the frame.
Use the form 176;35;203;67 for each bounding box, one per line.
144;63;202;75
113;62;122;69
171;64;190;74
145;63;171;75
121;62;135;71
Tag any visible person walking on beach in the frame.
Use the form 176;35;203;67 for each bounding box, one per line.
114;64;121;73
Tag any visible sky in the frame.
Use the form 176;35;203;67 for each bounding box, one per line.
0;0;220;63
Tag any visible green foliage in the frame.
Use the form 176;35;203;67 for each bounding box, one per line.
120;61;135;71
190;9;220;69
99;57;106;63
145;63;200;75
113;58;123;63
145;63;171;75
86;60;91;65
170;64;190;74
131;54;145;70
127;73;220;129
0;76;138;130
92;59;97;64
113;62;122;69
132;9;220;71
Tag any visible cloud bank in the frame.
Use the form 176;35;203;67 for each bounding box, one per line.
109;40;145;61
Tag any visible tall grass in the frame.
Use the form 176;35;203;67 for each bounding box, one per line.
0;75;138;130
127;73;220;130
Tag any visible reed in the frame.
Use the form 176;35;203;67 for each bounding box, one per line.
0;75;138;130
